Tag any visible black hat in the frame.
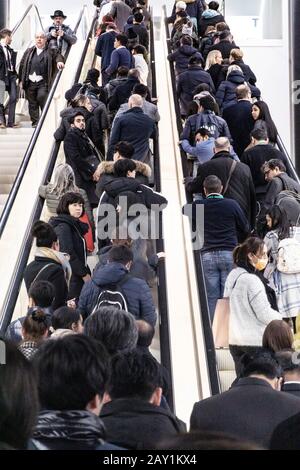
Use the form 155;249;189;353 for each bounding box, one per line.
51;10;67;19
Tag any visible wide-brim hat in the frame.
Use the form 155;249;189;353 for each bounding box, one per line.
51;10;67;19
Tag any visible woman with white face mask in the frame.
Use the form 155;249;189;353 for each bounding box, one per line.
223;237;281;375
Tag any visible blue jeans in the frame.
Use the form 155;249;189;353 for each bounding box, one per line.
202;251;233;322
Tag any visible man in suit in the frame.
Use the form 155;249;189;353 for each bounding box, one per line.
19;32;64;127
276;350;300;398
190;352;300;449
0;28;18;128
222;84;255;158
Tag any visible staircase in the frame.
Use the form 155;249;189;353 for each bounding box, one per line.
0;117;34;216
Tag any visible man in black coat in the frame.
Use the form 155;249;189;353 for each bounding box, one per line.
19;32;64;127
0;28;18;128
63;112;101;207
223;84;255;158
107;94;156;162
186;137;257;228
177;56;215;117
100;349;186;450
241;129;292;202
190;352;300;449
108;68;141;113
275;350;300;399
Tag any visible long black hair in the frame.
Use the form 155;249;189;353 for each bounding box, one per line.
266;206;291;240
252;101;278;143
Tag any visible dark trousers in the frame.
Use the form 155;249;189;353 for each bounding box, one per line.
25;81;48;125
0;74;17;125
101;70;110;86
6;74;17;125
229;344;263;377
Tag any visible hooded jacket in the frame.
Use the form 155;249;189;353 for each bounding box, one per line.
78;262;157;325
177;65;215;115
95;160;151;198
216;70;261;112
168;45;203;76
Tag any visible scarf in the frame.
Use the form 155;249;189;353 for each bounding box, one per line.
33;410;106;446
35;247;72;287
237;262;279;312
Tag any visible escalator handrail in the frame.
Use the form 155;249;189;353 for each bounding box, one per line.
163;5;220;396
277;134;300;184
12;3;44;34
0;5;89;238
0;9;99;336
149;8;174;411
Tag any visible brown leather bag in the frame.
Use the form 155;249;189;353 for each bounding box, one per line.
212;298;230;348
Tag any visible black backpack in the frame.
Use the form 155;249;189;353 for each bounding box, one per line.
91;274;130;313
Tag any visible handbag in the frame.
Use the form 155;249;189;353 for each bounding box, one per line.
212;272;247;348
15;89;29;116
212;298;230;348
80;213;94;253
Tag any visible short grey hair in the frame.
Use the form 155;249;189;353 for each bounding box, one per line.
215;137;231;150
84;307;138;355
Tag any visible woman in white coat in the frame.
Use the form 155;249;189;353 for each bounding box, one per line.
132;45;149;86
224;237;281;375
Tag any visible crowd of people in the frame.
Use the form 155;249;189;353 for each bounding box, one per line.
2;0;300;452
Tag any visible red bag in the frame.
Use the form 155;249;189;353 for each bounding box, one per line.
80;213;94;253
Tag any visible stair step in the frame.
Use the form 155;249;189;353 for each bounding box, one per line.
0;183;13;193
0;158;23;165
0;174;16;184
0;149;27;158
0;166;19;176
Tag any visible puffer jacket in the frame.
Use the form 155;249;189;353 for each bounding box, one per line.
95;160;151;198
216;71;261;112
78;262;157;325
168;45;203;76
30;410;122;450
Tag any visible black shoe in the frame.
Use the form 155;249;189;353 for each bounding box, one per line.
32;123;37;128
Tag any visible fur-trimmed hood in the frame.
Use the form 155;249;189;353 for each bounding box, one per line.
97;160;152;178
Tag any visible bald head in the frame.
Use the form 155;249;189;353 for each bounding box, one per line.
128;94;143;108
214;137;231;153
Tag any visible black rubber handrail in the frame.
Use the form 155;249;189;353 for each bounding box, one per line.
163;5;220;396
0;9;98;335
0;6;89;238
149;9;174;412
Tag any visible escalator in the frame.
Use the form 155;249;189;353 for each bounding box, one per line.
0;6;98;325
163;0;300;395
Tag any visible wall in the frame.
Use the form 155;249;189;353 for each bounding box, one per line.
225;0;292;159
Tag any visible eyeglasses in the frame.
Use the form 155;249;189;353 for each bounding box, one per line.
264;170;271;176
